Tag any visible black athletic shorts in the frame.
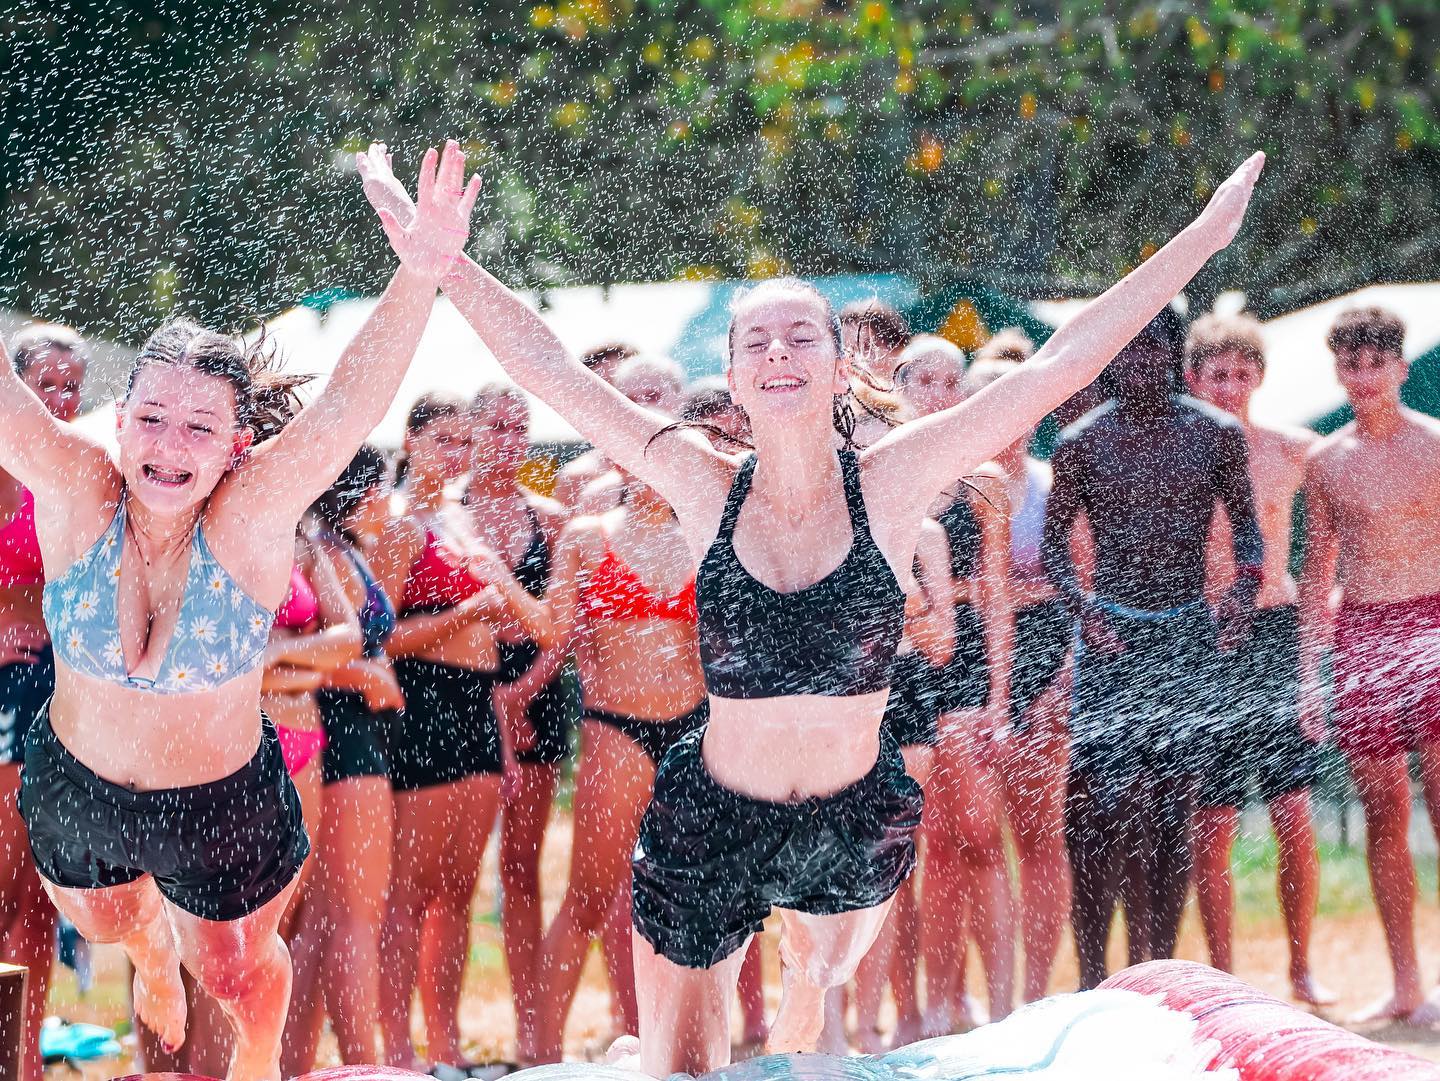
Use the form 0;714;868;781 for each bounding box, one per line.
1197;605;1317;808
390;658;502;791
19;707;310;922
933;603;988;713
632;727;923;969
1070;603;1220;793
497;641;577;767
1009;600;1071;731
0;647;53;766
883;652;942;748
317;689;390;785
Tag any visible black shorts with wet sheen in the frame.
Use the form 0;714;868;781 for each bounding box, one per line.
497;641;578;767
390;658;502;791
632;727;923;970
318;689;391;785
19;708;310;922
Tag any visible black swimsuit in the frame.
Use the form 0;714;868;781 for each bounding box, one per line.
496;506;578;767
631;449;924;969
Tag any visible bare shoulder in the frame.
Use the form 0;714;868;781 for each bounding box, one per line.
1252;420;1319;464
1403;409;1440;443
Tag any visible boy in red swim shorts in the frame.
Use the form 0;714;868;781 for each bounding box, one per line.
1300;306;1440;1026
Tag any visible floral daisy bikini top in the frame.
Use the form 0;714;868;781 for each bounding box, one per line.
42;496;274;694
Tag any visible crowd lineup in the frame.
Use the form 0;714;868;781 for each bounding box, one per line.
6;145;1428;1081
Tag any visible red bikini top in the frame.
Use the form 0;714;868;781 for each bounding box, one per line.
0;488;43;588
274;564;319;630
580;544;697;625
402;530;486;612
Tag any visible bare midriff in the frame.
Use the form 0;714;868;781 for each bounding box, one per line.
577;618;705;719
702;689;889;803
1336;514;1440;605
414;616;499;670
47;662;268;791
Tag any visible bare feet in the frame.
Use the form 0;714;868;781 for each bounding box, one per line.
605;1034;643;1070
1289;970;1339;1008
892;1013;925;1047
856;1024;890;1056
131;952;187;1055
1403;991;1440;1027
768;969;827;1054
1349;989;1425;1026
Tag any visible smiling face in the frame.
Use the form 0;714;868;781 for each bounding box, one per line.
1334;344;1407;408
118;363;246;513
20;346;87;421
726;285;847;430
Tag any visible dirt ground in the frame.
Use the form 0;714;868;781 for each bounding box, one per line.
41;811;1440;1077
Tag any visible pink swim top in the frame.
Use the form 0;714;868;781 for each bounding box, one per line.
274;565;320;631
0;489;43;588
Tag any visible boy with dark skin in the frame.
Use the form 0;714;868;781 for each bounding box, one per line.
1183;314;1331;1006
1300;307;1440;1026
1043;307;1263;990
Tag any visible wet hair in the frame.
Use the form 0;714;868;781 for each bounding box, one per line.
11;323;88;375
839;299;911;353
895;335;968;385
1327;307;1405;357
393;391;469;484
1185;313;1266;374
975;327;1035;365
580;341;639;371
127;318;312;442
311;444;389;542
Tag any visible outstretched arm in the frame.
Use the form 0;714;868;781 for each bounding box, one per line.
356;145;729;522
866;153;1265;523
224;141;482;528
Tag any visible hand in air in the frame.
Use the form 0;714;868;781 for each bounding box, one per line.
369;139;481;286
355;142;418;229
1195;151;1265;253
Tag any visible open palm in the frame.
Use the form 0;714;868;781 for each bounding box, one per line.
372;139;481;285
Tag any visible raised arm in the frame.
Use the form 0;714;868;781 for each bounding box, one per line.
355;145;728;519
0;338;115;511
225;142;482;527
866;152;1265;521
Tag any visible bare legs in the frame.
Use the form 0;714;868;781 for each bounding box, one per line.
49;875;296;1081
283;773;394;1074
380;775;501;1069
0;766;56;1081
500;760;559;1064
535;721;654;1060
995;675;1071;1003
1347;750;1433;1022
925;711;1014;1026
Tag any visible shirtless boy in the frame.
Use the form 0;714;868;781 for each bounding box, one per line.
1301;306;1440;1025
1183;313;1330;1005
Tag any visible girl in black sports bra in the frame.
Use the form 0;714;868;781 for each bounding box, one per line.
358;143;1263;1075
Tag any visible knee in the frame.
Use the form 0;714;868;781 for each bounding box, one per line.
191;934;287;1003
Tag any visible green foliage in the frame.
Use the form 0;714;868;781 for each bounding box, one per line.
5;0;1440;341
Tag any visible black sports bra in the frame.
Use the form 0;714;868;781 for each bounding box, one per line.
935;490;980;580
696;449;905;699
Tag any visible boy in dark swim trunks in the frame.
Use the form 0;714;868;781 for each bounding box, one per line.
1183;313;1330;1006
1301;306;1440;1025
1043;305;1263;990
